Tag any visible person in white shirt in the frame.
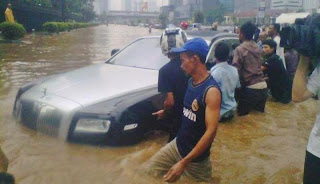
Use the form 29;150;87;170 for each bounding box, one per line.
268;23;286;69
292;55;320;184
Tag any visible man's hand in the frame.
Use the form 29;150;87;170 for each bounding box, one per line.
163;160;187;182
152;110;165;120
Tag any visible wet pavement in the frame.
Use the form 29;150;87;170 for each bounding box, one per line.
0;25;318;183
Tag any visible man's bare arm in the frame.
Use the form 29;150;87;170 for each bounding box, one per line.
164;92;174;110
292;55;314;103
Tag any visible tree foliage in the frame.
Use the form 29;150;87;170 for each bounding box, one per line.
0;22;26;40
159;13;168;27
204;3;225;23
13;0;96;21
193;11;204;24
43;22;98;33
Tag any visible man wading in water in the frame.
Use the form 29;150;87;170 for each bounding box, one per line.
153;28;188;142
147;38;221;182
232;22;268;116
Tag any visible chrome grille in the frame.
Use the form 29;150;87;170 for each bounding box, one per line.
20;101;38;130
19;101;62;137
37;105;62;136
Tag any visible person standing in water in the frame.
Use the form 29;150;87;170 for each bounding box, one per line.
153;28;188;142
148;38;221;182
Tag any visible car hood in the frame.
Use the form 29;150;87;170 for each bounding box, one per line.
28;64;159;107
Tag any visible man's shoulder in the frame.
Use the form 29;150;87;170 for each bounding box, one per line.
268;54;285;67
159;62;171;73
210;68;222;80
235;44;244;51
161;59;181;70
204;85;221;106
224;63;238;71
213;65;238;80
207;76;221;89
211;64;234;74
235;42;252;53
268;53;279;61
273;54;283;63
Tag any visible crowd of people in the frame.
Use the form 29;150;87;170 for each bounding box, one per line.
147;20;317;183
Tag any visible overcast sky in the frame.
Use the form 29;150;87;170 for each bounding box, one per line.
108;0;169;10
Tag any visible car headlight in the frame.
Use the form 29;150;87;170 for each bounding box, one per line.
74;118;111;134
123;123;138;131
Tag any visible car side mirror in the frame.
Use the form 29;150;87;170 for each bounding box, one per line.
111;49;120;56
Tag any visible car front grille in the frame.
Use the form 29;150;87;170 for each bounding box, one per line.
18;100;62;137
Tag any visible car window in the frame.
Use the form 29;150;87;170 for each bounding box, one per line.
207;38;239;65
107;37;169;70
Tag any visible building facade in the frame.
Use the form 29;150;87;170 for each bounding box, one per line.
170;0;219;21
234;0;259;17
94;0;109;14
303;0;320;13
219;0;234;14
271;0;303;10
122;0;132;11
169;0;183;6
234;0;306;23
148;0;159;12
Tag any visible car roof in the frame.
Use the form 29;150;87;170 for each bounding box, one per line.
139;35;211;43
186;30;220;40
209;33;238;46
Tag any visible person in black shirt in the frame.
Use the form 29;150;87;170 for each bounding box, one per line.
261;39;291;104
153;28;188;142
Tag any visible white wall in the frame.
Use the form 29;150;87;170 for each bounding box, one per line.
109;0;122;11
304;0;320;12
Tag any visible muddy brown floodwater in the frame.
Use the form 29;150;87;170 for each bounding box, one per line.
0;25;317;184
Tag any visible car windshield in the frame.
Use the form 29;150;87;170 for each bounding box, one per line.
207;38;239;63
107;37;169;70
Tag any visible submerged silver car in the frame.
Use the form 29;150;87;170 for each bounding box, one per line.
13;34;238;145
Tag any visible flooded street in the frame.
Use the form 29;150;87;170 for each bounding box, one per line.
0;25;318;183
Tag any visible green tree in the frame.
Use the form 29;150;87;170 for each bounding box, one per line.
204;3;225;23
159;13;168;27
193;11;204;23
9;0;96;21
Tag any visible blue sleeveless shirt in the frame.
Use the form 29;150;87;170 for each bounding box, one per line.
176;76;220;162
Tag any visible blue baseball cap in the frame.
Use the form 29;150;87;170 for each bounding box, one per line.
171;38;209;58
